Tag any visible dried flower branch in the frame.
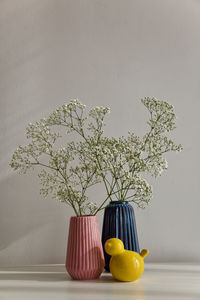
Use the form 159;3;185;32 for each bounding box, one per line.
10;97;182;215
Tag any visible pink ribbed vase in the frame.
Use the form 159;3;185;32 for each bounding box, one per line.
66;216;105;280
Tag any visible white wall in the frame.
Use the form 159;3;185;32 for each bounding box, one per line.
0;0;200;266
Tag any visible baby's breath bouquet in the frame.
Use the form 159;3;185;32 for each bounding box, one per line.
10;101;107;216
93;97;182;213
10;98;182;216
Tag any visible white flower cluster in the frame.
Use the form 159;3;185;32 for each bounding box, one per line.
10;100;109;216
10;97;182;215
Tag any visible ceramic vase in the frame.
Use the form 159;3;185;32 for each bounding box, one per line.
102;201;140;271
66;215;105;280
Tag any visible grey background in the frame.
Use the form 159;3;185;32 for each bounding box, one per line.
0;0;199;266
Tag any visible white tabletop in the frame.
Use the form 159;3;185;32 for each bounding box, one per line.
0;263;200;300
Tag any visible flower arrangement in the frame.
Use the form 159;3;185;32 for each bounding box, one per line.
93;97;183;212
10;98;182;216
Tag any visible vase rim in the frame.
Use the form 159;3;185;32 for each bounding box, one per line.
109;200;129;204
70;215;97;218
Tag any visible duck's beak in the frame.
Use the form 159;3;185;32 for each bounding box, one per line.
105;241;112;255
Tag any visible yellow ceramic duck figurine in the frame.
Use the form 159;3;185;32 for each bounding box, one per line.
105;238;149;282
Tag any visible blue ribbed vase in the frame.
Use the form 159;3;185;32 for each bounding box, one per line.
102;201;140;271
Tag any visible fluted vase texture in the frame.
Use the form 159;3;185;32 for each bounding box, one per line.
66;216;105;280
102;201;140;271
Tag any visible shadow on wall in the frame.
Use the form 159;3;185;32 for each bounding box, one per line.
0;171;70;252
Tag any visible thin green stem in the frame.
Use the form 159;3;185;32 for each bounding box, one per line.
31;162;58;172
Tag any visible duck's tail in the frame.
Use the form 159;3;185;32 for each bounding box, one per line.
140;249;149;259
